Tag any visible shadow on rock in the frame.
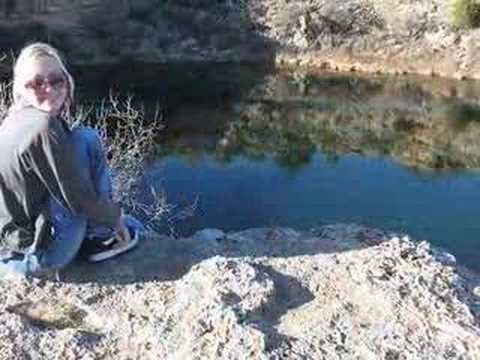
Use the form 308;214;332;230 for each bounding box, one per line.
245;264;315;353
61;224;390;285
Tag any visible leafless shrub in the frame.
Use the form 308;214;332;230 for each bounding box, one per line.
72;95;166;224
0;81;12;122
73;94;197;235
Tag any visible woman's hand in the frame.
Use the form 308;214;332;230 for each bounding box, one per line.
115;214;131;243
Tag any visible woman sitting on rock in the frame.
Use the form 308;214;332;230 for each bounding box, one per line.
0;42;144;277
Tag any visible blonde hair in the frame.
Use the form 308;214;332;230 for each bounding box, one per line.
12;42;75;121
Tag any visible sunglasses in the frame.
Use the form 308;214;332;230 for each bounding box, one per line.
24;73;66;90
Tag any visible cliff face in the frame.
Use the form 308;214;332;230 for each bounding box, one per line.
270;0;480;79
0;0;269;65
0;1;479;79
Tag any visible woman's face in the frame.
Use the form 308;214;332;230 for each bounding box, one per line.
18;55;67;115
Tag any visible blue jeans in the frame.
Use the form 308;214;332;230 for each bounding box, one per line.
0;127;144;277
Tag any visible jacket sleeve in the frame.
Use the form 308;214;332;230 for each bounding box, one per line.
25;117;121;228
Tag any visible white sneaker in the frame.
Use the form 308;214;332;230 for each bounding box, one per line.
87;228;140;263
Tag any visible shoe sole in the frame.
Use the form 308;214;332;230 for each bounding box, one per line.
88;230;140;263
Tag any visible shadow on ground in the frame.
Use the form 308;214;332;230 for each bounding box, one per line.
61;225;389;285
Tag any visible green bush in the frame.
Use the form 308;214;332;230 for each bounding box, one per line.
450;0;480;28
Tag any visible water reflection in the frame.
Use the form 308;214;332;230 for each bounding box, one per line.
74;64;480;270
71;63;480;173
157;70;480;172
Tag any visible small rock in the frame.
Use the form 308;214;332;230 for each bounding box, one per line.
436;252;457;267
193;229;226;242
6;298;103;332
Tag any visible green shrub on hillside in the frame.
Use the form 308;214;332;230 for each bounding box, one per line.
450;0;480;28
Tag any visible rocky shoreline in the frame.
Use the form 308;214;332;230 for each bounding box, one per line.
1;224;479;359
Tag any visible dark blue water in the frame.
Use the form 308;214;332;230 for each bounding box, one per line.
76;63;480;270
145;153;480;269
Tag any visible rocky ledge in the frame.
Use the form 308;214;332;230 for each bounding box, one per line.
0;224;479;359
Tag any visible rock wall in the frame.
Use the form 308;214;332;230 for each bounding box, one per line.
0;0;126;19
0;0;268;66
271;0;480;79
0;1;480;79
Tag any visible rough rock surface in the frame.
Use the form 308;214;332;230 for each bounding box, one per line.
0;224;479;359
1;1;480;79
268;0;480;79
